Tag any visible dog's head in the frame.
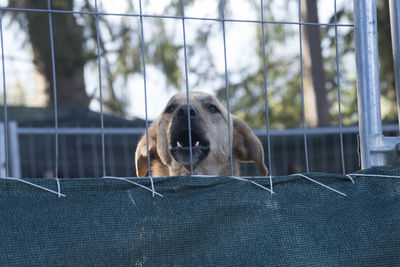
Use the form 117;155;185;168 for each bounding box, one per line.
135;91;268;177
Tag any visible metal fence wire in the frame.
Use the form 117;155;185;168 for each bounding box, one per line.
0;0;399;197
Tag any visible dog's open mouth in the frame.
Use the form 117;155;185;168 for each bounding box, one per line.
170;129;210;166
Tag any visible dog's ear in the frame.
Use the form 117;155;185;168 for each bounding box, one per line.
135;123;158;177
232;116;269;176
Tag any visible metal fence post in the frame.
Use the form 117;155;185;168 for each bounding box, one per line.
353;0;384;168
389;0;400;132
8;121;21;178
0;122;5;177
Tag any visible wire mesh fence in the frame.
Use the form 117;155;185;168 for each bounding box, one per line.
0;0;398;189
1;124;395;178
2;2;400;265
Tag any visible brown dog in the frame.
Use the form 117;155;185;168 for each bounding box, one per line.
135;92;268;177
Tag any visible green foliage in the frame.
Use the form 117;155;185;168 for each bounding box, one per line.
376;0;397;122
216;1;305;129
151;19;183;89
7;0;397;127
8;0;91;107
323;0;397;124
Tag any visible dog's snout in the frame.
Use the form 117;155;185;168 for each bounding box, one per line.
177;105;198;120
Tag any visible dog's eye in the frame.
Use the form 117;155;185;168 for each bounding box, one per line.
207;104;219;113
165;105;176;114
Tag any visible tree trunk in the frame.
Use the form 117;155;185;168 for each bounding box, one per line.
23;0;90;107
301;0;331;127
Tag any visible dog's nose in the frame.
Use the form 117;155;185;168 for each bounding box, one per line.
177;105;198;121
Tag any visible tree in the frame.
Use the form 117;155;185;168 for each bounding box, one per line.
7;0;191;115
9;0;90;107
9;0;395;129
326;0;397;124
216;0;332;129
301;0;331;127
376;0;397;122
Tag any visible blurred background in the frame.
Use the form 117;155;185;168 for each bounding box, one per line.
0;0;398;178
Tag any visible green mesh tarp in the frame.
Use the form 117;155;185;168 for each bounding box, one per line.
1;167;400;266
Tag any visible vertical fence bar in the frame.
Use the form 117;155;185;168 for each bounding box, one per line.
76;135;85;177
260;0;273;190
221;0;234;176
282;136;288;174
0;123;5;177
181;0;194;175
8;122;21;178
45;135;52;177
0;11;8;177
90;135;100;177
139;0;155;195
29;135;37;177
138;0;151;178
61;135;69;178
47;1;60;193
334;0;346;175
321;134;327;172
353;0;383;168
298;0;310;173
122;135;131;176
389;0;400;133
94;0;107;177
107;136;116;176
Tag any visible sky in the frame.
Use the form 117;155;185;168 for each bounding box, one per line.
0;0;350;121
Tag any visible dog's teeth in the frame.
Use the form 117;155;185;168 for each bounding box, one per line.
177;141;182;148
195;141;200;147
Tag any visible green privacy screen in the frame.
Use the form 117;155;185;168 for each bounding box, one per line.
1;167;399;266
